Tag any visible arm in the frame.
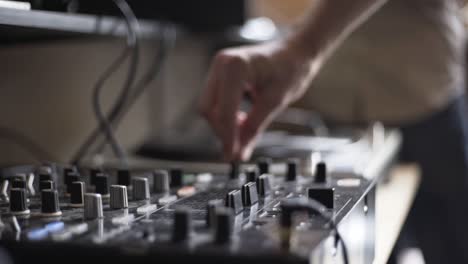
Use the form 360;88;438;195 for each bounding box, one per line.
200;0;388;161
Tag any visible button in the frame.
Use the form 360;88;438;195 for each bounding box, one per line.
170;168;183;188
307;187;335;209
206;199;223;228
110;185;128;209
229;162;240;180
65;173;80;194
70;182;85;207
40;180;55;191
45;221;65;233
27;228;48;241
153;170;170;194
172;207;192;242
41;189;62;216
117;169;131;186
214;207;234;244
256;174;271;197
241;182;258;207
9;188;29;215
257;157;272;175
136;204;157;214
133;177;150;200
245;167;258;183
225;190;243;214
286;158;299;182
314;162;327;184
95;174;109;197
84;193;103;219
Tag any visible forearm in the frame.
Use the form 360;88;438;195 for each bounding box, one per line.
287;0;388;60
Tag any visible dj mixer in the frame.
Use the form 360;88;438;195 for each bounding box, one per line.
0;128;401;264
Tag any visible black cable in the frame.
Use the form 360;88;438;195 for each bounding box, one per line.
91;24;177;155
71;0;140;165
280;198;350;264
93;0;140;164
0;126;56;163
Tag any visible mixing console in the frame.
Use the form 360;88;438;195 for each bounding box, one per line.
0;129;401;264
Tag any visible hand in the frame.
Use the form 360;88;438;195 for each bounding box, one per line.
199;39;320;161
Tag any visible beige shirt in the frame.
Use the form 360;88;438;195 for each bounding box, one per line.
298;0;466;124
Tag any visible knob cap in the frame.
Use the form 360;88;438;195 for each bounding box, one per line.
38;166;53;182
229;162;240;180
65;173;80;194
307;187;335;209
256;174;271;197
12;179;26;189
110;185;128;209
9;188;29;215
95;174;109;196
286;159;299;182
117;169;131;186
89;168;102;186
245;167;258;183
206;199;223;228
153;170;170;194
214;207;234;244
39;180;55;191
257;157;272;175
84;193;103;219
314;162;327;184
41;189;61;216
170;168;183;188
225;190;243;214
70;182;85;207
241;182;258;207
133;177;150;200
172;207;192;242
63;166;78;185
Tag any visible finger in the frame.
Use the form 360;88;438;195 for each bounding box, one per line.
199;60;220;122
238;99;283;160
215;57;249;160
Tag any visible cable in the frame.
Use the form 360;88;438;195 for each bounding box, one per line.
71;0;140;165
92;0;140;164
280;198;349;264
91;24;177;155
0;126;56;163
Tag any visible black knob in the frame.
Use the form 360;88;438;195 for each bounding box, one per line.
286;159;299;182
153;170;170;194
70;181;85;207
307;187;335;209
89;168;102;186
245;167;258;183
10;188;29;215
170;168;183;188
39;180;55;191
38;166;53;182
12;179;26;189
117;169;131;186
65;173;80;194
206;199;223;228
257;157;272;175
41;189;61;216
256;174;271;197
225;190;243;214
229;162;240;180
314;162;327;184
241;182;258;207
95;174;109;196
214;207;234;244
172;208;192;242
63;166;78;185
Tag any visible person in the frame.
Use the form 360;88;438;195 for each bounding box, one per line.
199;0;468;263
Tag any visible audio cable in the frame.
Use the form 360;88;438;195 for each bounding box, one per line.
72;0;139;165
